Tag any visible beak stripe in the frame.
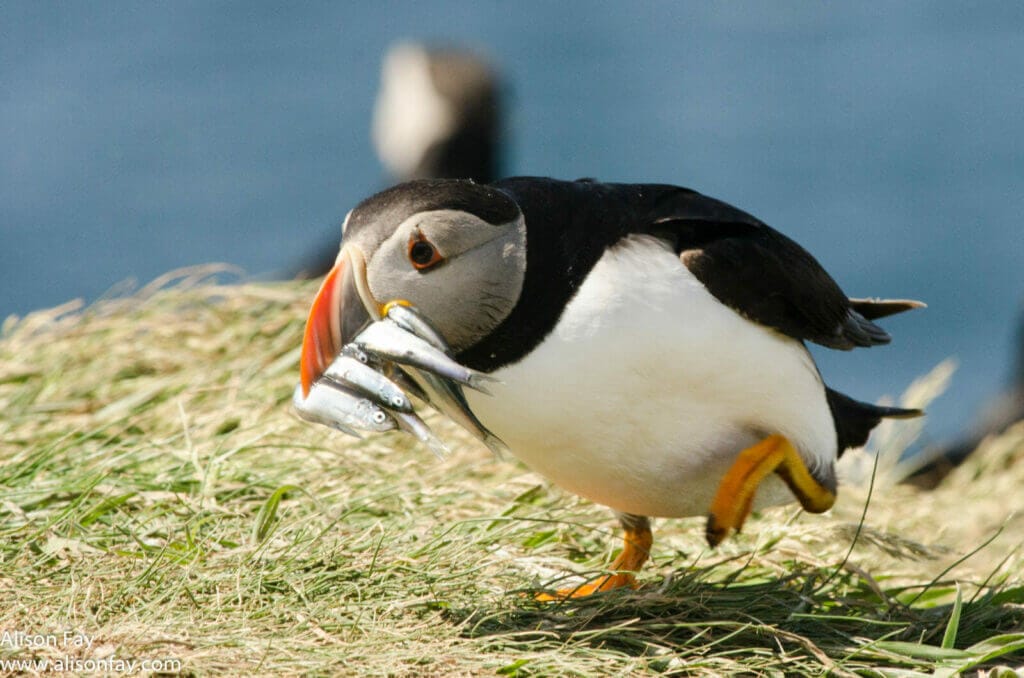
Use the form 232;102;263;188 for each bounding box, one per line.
300;259;343;397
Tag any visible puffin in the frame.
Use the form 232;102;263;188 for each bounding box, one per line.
299;177;924;598
372;42;502;185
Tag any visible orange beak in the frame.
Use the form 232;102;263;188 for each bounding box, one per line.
299;248;373;397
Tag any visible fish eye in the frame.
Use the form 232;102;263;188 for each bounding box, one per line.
372;411;387;424
407;231;444;270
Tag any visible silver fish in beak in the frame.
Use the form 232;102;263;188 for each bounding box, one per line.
391;409;450;459
381;305;505;453
398;366;508;457
323;355;414;413
292;382;395;436
353;319;498;394
384;302;451;353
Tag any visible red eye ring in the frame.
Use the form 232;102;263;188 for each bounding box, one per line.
407;231;444;270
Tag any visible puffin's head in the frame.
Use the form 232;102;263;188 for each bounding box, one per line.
300;179;526;396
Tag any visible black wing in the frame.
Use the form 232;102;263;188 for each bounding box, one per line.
643;187;907;350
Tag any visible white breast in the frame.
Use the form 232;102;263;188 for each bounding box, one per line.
465;234;837;518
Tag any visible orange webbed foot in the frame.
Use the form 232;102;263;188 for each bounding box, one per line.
536;514;651;601
706;434;836;547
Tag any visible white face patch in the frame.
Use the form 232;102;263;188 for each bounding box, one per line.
364;209;526;352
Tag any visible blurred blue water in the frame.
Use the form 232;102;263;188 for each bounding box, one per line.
2;3;1023;441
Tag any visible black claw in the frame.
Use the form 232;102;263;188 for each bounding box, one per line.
705;513;726;548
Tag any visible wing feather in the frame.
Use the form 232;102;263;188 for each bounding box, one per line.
647;189;918;349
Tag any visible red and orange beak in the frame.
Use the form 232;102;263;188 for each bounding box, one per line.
299;247;374;397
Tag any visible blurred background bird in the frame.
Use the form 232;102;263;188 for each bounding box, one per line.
3;3;1023;460
297;42;503;278
372;43;501;185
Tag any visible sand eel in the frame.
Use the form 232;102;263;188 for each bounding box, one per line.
298;177;924;598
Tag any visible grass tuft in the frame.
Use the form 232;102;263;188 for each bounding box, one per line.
1;269;1022;675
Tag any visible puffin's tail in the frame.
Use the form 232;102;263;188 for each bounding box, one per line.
848;297;926;320
826;387;923;456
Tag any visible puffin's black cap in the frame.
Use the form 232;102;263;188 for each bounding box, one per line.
345;179;520;247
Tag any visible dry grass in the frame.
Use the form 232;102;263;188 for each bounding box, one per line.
1;268;1022;676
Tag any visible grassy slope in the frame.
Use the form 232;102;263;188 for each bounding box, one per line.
1;271;1022;676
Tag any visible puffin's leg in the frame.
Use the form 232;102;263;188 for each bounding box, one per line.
536;513;652;600
706;434;835;547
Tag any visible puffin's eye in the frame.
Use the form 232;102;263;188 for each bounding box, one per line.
407;232;444;270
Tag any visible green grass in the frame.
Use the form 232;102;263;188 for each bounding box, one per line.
1;269;1022;676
